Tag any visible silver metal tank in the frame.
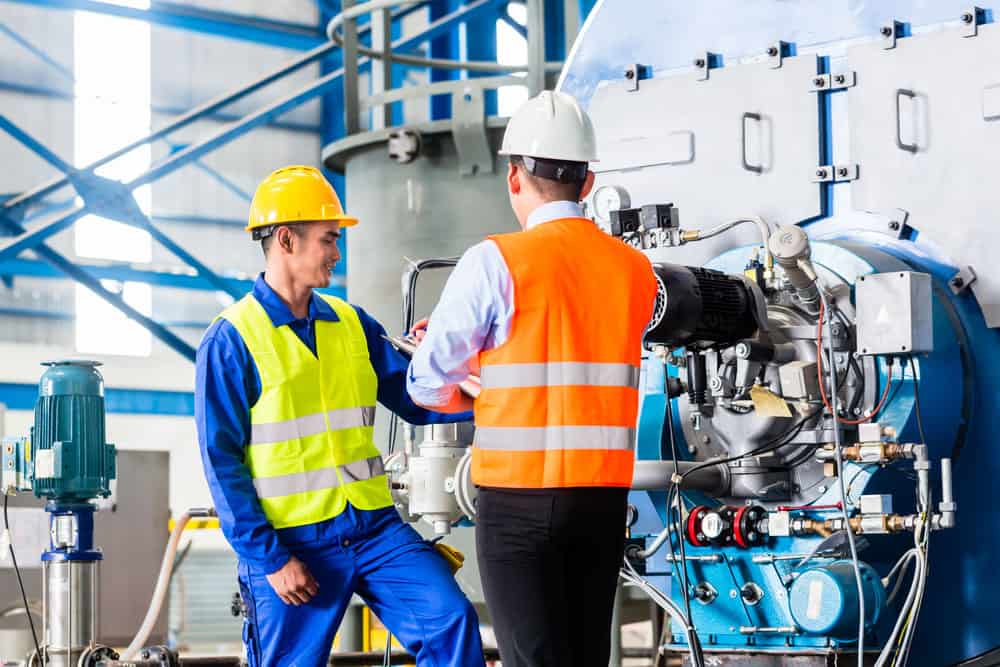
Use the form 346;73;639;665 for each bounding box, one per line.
324;121;514;330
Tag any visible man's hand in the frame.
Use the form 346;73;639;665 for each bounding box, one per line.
266;556;319;606
408;317;429;344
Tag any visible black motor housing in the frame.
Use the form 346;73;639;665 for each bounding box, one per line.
644;263;759;347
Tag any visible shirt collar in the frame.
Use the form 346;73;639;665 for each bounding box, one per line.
252;274;341;328
525;200;587;230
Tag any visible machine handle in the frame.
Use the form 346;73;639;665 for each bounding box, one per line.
895;89;919;153
741;112;764;173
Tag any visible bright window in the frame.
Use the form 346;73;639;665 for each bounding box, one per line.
496;3;529;117
73;1;153;356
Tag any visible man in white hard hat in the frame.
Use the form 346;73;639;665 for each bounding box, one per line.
407;92;657;666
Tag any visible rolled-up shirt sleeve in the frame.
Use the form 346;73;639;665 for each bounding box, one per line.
407;239;512;407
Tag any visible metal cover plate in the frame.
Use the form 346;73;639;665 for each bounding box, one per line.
585;55;823;266
848;22;1000;326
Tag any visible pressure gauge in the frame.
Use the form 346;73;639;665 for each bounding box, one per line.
591;184;631;223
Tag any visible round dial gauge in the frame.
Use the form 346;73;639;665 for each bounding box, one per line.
591;184;631;223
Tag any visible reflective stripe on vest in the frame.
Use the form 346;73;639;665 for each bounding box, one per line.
217;293;393;528
479;361;641;390
254;456;385;499
472;217;658;489
250;406;375;446
475;425;637;451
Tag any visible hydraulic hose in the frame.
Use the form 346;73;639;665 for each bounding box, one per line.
120;508;216;660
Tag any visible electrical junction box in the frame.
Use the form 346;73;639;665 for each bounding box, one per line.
855;271;933;356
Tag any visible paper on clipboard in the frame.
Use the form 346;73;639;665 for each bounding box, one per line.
383;335;482;399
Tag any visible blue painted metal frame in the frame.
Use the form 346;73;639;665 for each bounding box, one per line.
0;382;194;416
1;0;517;361
1;0;326;50
0;257;253;293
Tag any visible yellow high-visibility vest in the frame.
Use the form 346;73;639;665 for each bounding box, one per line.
217;293;392;529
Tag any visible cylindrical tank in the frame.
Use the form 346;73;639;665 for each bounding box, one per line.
325;123;513;330
32;361;115;504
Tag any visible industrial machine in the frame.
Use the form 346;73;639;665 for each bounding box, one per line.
1;362;207;667
370;2;1000;666
2;360;119;666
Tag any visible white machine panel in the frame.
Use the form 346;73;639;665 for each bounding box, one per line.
848;22;1000;326
585;54;824;267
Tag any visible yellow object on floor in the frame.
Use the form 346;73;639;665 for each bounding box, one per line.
434;542;465;574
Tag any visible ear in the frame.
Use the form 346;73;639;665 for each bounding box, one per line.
507;162;521;195
277;226;295;254
578;170;596;201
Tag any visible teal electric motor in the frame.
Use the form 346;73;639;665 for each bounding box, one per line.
29;360;116;505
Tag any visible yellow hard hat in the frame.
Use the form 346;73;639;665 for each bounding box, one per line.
246;165;357;235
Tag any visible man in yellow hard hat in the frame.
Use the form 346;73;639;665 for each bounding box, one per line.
195;165;484;667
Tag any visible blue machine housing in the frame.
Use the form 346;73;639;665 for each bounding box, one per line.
562;2;1000;663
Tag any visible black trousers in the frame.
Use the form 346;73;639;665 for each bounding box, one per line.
476;486;629;667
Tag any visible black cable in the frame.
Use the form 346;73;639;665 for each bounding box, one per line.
4;494;42;662
660;391;701;664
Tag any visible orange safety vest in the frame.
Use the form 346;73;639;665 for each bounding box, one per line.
472;217;657;488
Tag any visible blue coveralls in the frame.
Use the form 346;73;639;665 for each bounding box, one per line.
195;275;484;667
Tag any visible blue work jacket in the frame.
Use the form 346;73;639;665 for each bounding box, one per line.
195;274;469;573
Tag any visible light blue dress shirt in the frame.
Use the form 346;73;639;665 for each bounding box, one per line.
406;200;586;406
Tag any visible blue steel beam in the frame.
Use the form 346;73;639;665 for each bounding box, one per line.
0;78;322;134
34;246;196;359
1;38;342;214
0;257;254;292
3;0;506;218
0;0;432;51
131;0;508;189
0;115;75;174
0;0;510;263
0;307;212;330
0;117;244;300
0;21;74;81
499;11;527;39
0;0;325;50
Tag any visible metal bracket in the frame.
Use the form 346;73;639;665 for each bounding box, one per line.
950;266;977;294
450;86;493;177
961;7;986;37
68;170;148;227
694;52;719;81
881;20;907;49
810;71;856;92
767;41;790;69
811;164;859;183
883;208;910;238
624;63;650;92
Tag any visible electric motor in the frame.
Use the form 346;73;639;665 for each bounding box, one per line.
32;360;116;504
644;263;759;347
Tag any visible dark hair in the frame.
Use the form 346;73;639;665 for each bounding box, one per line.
509;155;588;202
260;223;307;258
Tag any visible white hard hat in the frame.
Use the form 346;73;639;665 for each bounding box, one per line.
498;91;598;163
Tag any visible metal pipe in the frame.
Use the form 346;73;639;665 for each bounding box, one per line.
631;460;728;496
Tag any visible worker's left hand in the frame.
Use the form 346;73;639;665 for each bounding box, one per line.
408;317;429;344
266;556;319;606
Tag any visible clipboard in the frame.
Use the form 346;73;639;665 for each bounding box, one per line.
383;334;482;399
